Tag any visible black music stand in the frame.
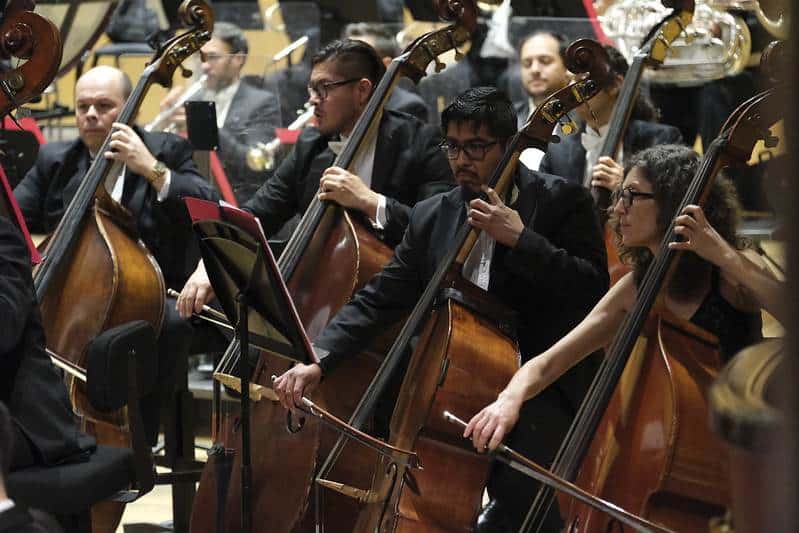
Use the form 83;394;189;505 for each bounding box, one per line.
185;198;317;533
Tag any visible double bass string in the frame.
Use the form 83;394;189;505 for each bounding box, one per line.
521;89;769;531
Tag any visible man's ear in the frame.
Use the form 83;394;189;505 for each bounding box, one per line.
357;78;373;105
609;74;624;97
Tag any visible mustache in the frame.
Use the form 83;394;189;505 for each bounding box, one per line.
455;167;478;178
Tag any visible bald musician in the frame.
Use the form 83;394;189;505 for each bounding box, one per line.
14;65;220;444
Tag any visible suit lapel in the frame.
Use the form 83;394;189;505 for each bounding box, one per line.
567;133;587;184
59;143;90;209
431;189;467;273
222;84;245;130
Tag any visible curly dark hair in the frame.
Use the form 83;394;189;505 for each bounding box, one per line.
611;144;744;296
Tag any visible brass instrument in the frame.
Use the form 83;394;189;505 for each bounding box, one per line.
600;0;751;86
246;104;315;171
707;0;790;39
144;73;208;132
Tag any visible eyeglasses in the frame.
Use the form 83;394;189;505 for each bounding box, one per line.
439;140;498;161
200;51;230;63
613;186;655;209
307;78;360;100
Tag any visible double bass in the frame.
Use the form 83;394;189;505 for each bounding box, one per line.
520;47;785;533
190;2;478;531
32;2;213;531
306;39;613;532
594;0;695;285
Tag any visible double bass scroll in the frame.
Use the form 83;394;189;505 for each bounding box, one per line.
0;4;62;115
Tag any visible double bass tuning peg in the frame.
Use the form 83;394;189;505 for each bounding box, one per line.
559;115;578;136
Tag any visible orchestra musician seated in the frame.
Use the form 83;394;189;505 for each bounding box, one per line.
0;217;93;532
272;87;609;532
13;65;220;445
539;45;683;195
159;21;282;202
465;144;785;475
512;30;573;170
177;38;454;319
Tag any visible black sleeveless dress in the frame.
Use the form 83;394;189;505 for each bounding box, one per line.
689;266;763;362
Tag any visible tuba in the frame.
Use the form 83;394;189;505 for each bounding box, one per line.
145;73;207;132
600;0;752;86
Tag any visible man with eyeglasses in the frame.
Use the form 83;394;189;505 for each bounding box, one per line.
159;22;281;202
273;87;609;532
177;38;453;319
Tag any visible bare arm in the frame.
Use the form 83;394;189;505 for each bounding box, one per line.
464;273;635;451
671;205;787;324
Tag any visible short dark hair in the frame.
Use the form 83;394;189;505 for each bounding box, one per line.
518;30;568;62
612;144;744;294
603;44;659;121
311;38;386;89
213;21;248;55
344;23;399;58
441;87;517;146
604;44;629;77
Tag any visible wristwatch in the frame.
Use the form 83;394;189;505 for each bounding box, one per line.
150;160;167;182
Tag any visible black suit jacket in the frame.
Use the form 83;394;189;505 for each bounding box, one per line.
14;129;219;288
539;119;684;185
514;99;531;130
386;87;428;122
0;505;49;533
315;168;609;410
217;81;282;202
0;218;93;468
243;109;454;246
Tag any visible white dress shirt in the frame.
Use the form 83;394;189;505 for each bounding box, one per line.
202;80;240;128
327;131;387;229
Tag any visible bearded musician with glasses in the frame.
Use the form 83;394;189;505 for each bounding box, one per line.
274;87;609;532
177;39;453;319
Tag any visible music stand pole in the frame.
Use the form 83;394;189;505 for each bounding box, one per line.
237;291;252;533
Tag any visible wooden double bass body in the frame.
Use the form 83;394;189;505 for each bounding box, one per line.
521;62;784;533
189;2;477;531
32;3;214;531
559;314;728;532
337;42;614;532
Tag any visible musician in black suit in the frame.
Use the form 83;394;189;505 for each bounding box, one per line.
539;45;683;194
14;66;220;443
512;31;571;130
159;22;282;202
177;39;454;318
0;217;94;473
273;87;609;531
